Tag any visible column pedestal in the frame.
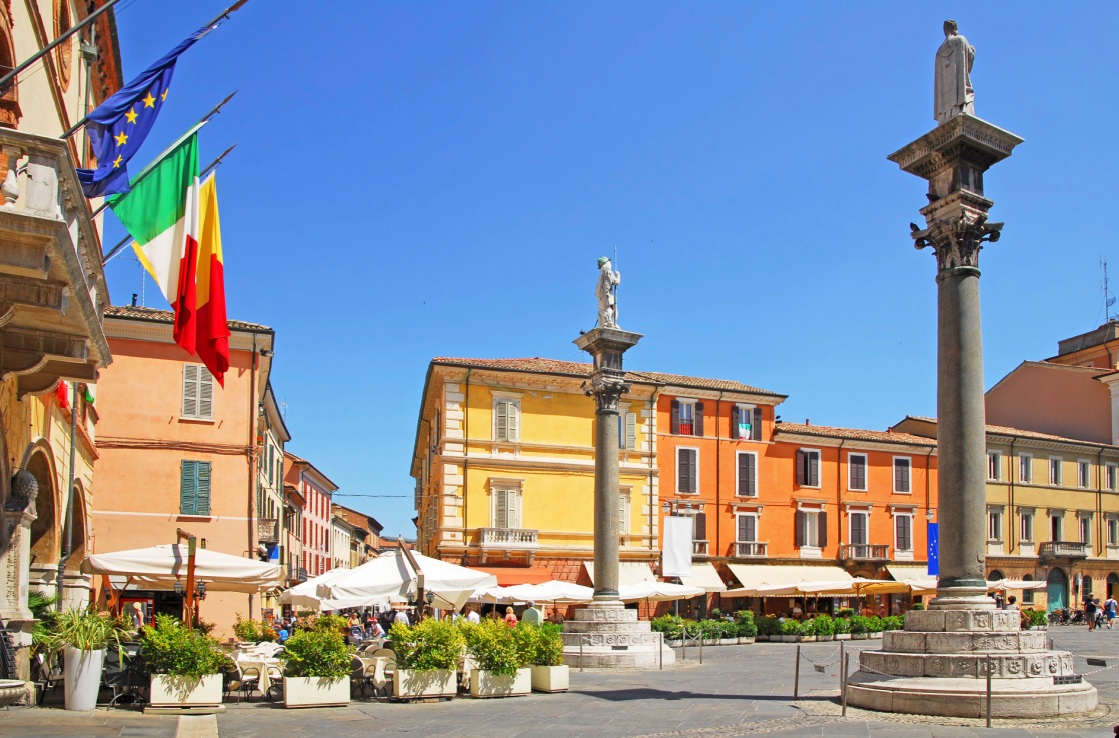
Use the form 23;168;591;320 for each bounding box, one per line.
1;506;37;688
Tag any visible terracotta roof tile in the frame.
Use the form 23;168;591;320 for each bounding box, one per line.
105;304;271;332
775;422;936;447
900;415;1117;448
431;357;784;397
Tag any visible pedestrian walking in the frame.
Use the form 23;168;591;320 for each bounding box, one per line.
1084;594;1098;631
1105;595;1117;629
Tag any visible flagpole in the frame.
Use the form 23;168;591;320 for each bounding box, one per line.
0;0;120;95
61;0;251;139
89;92;237;218
101;144;236;265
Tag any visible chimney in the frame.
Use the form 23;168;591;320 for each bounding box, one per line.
131;293;138;307
806;418;810;426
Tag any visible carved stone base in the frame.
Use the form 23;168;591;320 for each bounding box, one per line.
561;603;675;669
845;607;1097;717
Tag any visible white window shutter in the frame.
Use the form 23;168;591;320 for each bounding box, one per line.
625;413;637;450
198;369;214;420
509;490;520;528
495;402;508;441
507;402;519;441
182;365;199;418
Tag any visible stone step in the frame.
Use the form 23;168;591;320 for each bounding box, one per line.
563;621;652;634
571;607;639;623
884;629;1048;654
562;632;664;648
905;610;1020;633
859;649;1075;680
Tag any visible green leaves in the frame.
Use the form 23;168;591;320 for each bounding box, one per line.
462;619;524;676
139;614;231;677
33;608;129;656
391;619;464;671
280;628;352;678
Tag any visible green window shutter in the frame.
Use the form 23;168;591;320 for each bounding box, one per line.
197;462;211;515
180;460;197;515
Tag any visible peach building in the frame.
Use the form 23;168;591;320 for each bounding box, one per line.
91;306;275;634
285;453;337;578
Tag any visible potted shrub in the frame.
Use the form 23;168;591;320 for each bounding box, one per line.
779;618;801;643
849;615;870;640
797;617;817;642
140;614;230;708
527;623;567;692
734;612;757;645
34;608;129;711
867;615;885;638
833;614;851;640
1024;609;1048;630
699;620;720;647
390;619;462;700
280;626;352;707
813;614;835;641
651;614;683;647
884;615;905;632
463;619;530;698
911;602;926;611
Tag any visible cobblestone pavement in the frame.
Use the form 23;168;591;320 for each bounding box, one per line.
3;626;1119;737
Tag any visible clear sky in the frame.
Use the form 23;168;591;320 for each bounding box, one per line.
99;1;1119;537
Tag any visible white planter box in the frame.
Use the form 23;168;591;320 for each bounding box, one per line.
530;665;568;693
817;635;834;641
282;676;350;708
719;638;738;646
870;632;883;639
851;633;868;640
778;635;797;643
469;668;530;698
63;647;104;711
702;638;719;647
393;669;457;700
149;674;223;708
798;635;817;642
737;637;755;645
835;633;852;640
755;635;770;642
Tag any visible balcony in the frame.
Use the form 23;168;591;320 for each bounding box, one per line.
735;541;767;558
840;544;889;562
257;518;279;545
479;527;539;564
290;566;308;583
1039;541;1089;562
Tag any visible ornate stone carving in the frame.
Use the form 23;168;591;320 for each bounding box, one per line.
913;209;1002;271
583;373;631;412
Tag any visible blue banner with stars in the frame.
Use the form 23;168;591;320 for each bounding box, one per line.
76;23;217;198
927;522;939;576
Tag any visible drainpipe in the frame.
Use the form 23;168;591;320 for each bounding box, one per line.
248;335;258;618
462;369;471;563
55;381;80;606
715;392;723;561
836;440;846;559
647;389;658;557
1008;438;1017;554
1098;446;1105;558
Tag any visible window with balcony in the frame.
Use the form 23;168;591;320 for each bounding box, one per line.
893;457;912;494
895;514;913;553
677;447;698;494
737;451;757;497
848;453;868;491
1108;463;1119;492
493;398;520;442
1078;460;1091;489
795;449;821;488
1049;457;1062;486
678;510;707;555
671;399;702;436
1079;515;1092;545
849;511;868;546
736;513;764;556
987;509;1003;541
987;451;1001;481
491;486;521;529
1020;511;1034;542
731;404;763;441
1050;514;1064;542
181;364;214;420
1019;453;1033;483
795;509;826;549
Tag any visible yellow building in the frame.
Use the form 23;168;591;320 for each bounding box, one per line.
412;358;661;584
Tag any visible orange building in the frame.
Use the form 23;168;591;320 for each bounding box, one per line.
91;306;275;634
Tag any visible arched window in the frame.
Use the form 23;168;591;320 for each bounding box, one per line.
1107;573;1118;599
987;570;1004;582
1022;574;1035;605
1083;575;1093;598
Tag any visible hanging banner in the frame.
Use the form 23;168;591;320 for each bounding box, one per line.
927;522;939;576
662;516;694;578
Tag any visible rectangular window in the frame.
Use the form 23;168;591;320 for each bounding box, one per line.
671;399;702;437
1108;463;1118;491
493;399;520;442
737;452;758;497
795;449;821;488
848;453;868;491
895;514;913;552
179;460;212;516
617;412;638;450
1020;512;1034;542
677;448;698;494
1049;457;1062;486
1109;518;1119;546
794;509;827;548
492;487;520;528
737;513;758;543
618;489;631;534
1051;514;1063;542
849;511;868;546
1078;460;1091;489
987;509;1002;541
1019;453;1033;483
181;364;214;420
1022;582;1035;605
893;457;912;494
987;451;1001;481
1080;515;1092;544
731;404;763;441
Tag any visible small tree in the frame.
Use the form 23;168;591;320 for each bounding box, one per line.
280;628;352;679
391;619;464;671
140;614;230;678
462;619;523;676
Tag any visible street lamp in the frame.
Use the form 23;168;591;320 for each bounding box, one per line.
196;581;207;601
173;580;184;596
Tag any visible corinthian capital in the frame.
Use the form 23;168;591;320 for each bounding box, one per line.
583;372;631;412
912;209;1003;271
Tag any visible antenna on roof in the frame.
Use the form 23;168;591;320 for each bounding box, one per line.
1103;258;1117;323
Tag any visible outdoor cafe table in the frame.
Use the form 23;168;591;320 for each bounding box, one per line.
236;654;282;697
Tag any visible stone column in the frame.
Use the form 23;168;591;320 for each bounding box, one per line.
1;505;38;685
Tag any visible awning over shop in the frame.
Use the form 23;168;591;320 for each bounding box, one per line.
584;561;655;586
471;565;554;586
886;564;938;591
721;564;854;597
676;562;727;593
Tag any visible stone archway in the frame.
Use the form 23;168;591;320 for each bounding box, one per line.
1047;568;1068;612
63;482;88;571
25;447;57;566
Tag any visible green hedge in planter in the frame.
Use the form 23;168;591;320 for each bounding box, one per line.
866;616;886;633
233;614;275;642
311;614;349;635
848;616;870;634
756;616;781;636
837;608;855;618
883;615;905;631
779;619;802;636
832;616;850;634
650;615;684;639
734;611;757;638
280;627;352;679
462;619;523;677
530;623;564;666
391;618;464;671
911;603;926;610
1023;609;1048;628
140;615;231;678
812;614;835;636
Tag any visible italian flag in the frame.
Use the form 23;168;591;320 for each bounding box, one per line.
110;132;229;385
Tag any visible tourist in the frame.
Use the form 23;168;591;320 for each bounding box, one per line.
394;607;410;627
463;605;481;624
1005;595;1018;611
130;602;144;629
548;608;565;625
522;601;543;626
1084;594;1097;631
1105;595;1117;629
791;602;803;619
504;606;518;627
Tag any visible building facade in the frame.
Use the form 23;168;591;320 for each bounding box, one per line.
285;453;337;577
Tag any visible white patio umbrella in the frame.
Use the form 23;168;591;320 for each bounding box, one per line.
82;544;285;594
278;568;349;611
318;549;497;611
618;581;704;603
505;581;594;604
990;578;1046;591
470;585;525;604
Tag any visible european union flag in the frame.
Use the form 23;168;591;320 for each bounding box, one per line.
76;23;217;198
927;522;939;576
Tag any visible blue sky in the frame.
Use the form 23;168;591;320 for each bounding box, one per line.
101;2;1119;536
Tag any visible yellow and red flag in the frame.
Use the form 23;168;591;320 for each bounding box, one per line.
194;174;230;386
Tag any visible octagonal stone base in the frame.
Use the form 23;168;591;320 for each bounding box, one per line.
561;603;675;669
845;606;1097;717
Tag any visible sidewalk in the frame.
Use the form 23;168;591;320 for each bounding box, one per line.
2;626;1116;737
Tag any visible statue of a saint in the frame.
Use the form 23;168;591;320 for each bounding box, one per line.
934;19;974;126
595;256;620;328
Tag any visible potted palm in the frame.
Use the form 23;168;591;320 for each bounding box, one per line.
33;608;129;711
390;619;462;700
527;623;568;693
463;619;530;698
280;627;352;707
140;615;230;708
